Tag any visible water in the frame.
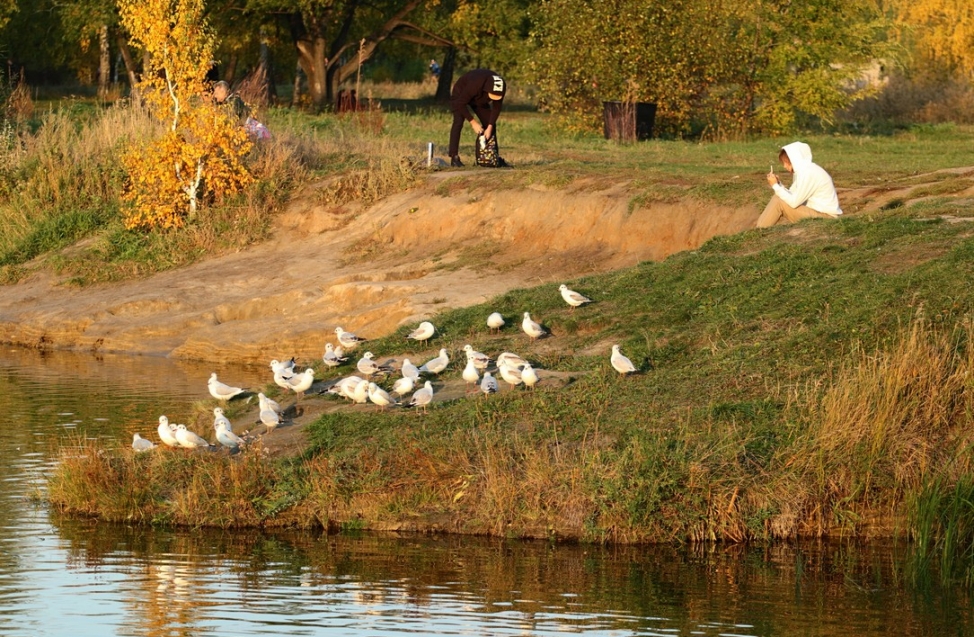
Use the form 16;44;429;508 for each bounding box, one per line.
0;346;971;636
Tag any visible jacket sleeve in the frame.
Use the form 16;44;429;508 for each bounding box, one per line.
486;99;504;126
772;174;814;209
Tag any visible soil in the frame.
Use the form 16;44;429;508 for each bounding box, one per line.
4;167;974;457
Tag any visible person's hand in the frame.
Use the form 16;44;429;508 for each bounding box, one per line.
483;124;494;141
470;120;484;136
766;170;780;187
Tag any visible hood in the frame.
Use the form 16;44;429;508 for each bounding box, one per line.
781;141;813;170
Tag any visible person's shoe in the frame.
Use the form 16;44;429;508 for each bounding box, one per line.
450;155;464;167
497;157;510;168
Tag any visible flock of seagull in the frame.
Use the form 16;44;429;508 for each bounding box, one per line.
131;284;639;454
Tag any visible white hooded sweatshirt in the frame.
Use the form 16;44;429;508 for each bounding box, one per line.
772;142;842;216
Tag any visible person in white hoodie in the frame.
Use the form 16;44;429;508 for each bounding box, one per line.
757;141;842;228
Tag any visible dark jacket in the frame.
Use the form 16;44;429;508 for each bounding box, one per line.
450;69;506;126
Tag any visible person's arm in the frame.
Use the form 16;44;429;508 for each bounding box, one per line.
772;173;814;209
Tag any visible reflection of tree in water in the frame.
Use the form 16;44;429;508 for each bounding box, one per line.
52;518;974;636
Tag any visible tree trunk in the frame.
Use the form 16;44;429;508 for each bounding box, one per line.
291;61;303;107
435;46;455;102
289;13;330;110
116;35;141;107
333;0;424;86
98;25;111;100
259;26;277;102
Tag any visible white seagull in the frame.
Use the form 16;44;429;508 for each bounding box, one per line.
463;344;491;370
132;433;155;452
328;376;365;400
351;377;371;404
419;348;450;375
487;312;505;333
157;416;180;447
273;368;294;392
367;382;396;410
259;402;281;433
269;358;296;376
400;358;420;381
335;326;367;350
521;312;547;339
498;362;524;390
480;371;499;396
559;284;593;310
322;343;348;368
391;375;415;398
408;381;434;412
286;368;316;399
174;424;211;449
610;344;638;375
208;373;245;402
462;358;481;393
357;352;391;377
406;321;435;344
213;407;233;431
497;352;529;369
215;422;244;450
521;363;540;389
258;392;282;414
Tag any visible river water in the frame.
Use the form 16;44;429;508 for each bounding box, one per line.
0;346;970;636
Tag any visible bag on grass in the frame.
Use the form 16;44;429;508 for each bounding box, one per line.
475;132;500;167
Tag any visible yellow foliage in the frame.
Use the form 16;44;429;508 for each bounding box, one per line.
117;0;253;231
899;0;974;75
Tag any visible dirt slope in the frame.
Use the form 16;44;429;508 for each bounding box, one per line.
2;168;969;364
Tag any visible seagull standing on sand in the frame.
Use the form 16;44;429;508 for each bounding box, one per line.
498;362;524;390
400;358;420;381
367;382;396;410
208;373;245;402
408;381;434;413
329;376;364;400
480;371;499;396
521;312;547;340
419;349;450;375
487;312;505;333
462;358;481;393
335;326;367;350
175;424;211;449
132;433;155;452
259;401;281;433
521;363;539;389
407;321;436;345
559;284;593;310
611;344;638;375
391;375;415;398
157;416;180;447
322;343;347;368
258;392;282;414
215;422;244;450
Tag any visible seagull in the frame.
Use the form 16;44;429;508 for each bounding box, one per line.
286;368;316;399
357;352;391;377
462;358;480;393
213;407;233;431
521;363;539;389
559;284;593;310
157;416;180;447
215;422;244;449
335;326;367;350
269;358;296;376
351;377;371;404
480;371;499;396
496;352;529;369
273;368;294;392
174;424;211;449
400;358;420;381
367;382;396;409
391;375;415;398
463;344;490;370
521;312;547;339
406;321;435;344
322;343;348;368
259;403;281;433
487;312;505;333
208;373;245;402
328;375;364;400
408;381;434;412
498;362;524;390
419;348;450;375
132;433;155;452
258;392;282;414
611;344;638;375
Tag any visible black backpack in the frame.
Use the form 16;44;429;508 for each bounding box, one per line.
475;133;500;167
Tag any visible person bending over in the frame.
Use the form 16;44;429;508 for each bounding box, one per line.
448;69;507;167
757;141;841;228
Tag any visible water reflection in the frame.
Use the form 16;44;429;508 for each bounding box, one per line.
1;347;972;636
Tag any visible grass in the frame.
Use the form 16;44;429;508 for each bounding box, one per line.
25;89;974;582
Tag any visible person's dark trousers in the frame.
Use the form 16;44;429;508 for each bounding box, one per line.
448;104;494;157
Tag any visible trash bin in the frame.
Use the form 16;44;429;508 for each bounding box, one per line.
602;101;657;141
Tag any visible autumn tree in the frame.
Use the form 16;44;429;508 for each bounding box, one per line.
117;0;253;230
897;0;974;75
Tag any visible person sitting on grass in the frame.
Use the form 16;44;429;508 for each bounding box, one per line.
211;80;271;141
757;141;842;228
